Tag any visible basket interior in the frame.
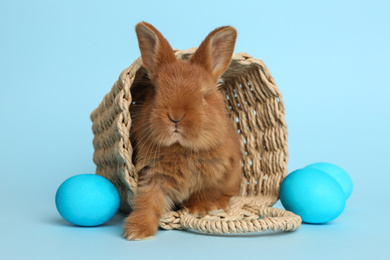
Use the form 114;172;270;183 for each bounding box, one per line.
127;51;288;204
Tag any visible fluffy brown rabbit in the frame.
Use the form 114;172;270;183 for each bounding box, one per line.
124;22;242;240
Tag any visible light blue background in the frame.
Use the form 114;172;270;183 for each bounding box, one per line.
1;0;389;259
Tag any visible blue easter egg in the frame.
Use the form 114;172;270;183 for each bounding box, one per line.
55;174;120;226
280;168;346;224
305;162;353;199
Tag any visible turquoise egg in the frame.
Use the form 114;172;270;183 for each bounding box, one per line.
305;162;353;199
55;174;120;226
280;168;346;224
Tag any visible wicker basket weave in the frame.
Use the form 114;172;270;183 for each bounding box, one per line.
90;47;302;234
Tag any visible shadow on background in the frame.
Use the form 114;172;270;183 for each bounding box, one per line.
47;211;127;228
181;227;298;238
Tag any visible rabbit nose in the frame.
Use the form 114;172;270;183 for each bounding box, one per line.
168;114;185;124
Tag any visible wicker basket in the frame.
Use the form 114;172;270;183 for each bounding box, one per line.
90;47;301;234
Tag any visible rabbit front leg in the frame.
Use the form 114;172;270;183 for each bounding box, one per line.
123;171;172;241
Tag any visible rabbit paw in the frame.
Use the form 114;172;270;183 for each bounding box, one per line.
123;214;157;241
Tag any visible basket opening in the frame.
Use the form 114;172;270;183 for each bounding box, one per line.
126;60;284;201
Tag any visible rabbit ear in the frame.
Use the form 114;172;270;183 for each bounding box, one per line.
191;26;237;81
135;22;176;77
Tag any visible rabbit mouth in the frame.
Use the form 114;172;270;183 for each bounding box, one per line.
172;130;182;139
164;132;183;146
163;126;185;145
170;124;182;135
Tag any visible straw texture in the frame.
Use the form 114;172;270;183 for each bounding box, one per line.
90;47;301;234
